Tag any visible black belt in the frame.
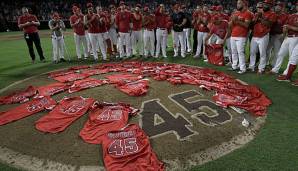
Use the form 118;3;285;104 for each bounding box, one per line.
158;28;167;30
288;35;298;38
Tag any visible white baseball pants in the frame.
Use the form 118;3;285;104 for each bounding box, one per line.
131;30;143;56
249;34;270;72
88;33;107;60
119;32;132;58
271;37;298;73
195;31;208;58
266;34;283;67
143;29;155;57
51;36;65;61
183;28;191;52
74;33;88;59
173;31;186;56
231;37;247;71
155;28;168;57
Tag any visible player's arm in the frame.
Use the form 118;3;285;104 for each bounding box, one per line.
260;15;274;28
48;21;58;30
286;24;298;32
234;17;251;28
60;21;66;31
70;17;80;27
204;32;212;44
31;16;40;26
223;27;231;44
178;18;187;27
18;18;29;29
83;15;88;26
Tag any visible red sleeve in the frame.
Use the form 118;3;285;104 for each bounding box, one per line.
32;15;38;22
17;16;23;26
69;16;74;25
115;14;119;26
155;7;161;16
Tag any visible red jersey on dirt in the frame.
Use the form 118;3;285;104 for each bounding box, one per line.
101;124;165;171
37;83;70;96
79;103;139;144
0;86;36;105
68;78;108;93
116;80;149;96
0;96;56;126
35;97;95;133
52;73;90;83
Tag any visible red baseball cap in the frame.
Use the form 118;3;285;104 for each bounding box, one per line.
86;3;93;8
211;6;217;11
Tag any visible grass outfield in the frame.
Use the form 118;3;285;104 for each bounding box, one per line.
0;30;298;171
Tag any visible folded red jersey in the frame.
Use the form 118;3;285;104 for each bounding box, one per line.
116;80;149;96
37;83;70;96
35;96;95;133
102;124;165;171
0;86;37;105
0;96;56;126
105;74;143;84
52;73;89;83
205;44;224;66
79;102;139;144
69;78;108;93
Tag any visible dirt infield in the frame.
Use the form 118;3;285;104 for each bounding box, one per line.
0;64;266;171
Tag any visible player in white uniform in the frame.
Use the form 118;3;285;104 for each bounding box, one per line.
270;3;298;75
143;7;156;58
48;12;66;63
108;5;118;56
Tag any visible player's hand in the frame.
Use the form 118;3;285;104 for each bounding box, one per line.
283;25;288;33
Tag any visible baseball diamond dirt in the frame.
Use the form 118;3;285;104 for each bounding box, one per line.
0;63;267;171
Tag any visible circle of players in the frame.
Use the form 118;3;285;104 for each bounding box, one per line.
17;0;298;86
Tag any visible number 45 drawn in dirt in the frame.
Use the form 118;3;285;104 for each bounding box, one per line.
139;90;234;141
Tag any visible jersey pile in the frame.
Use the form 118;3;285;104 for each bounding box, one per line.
116;80;149;96
37;83;70;96
69;78;108;93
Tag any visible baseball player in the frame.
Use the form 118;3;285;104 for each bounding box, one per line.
248;1;276;74
108;5;118;56
155;4;170;58
84;3;103;61
131;4;144;57
70;5;88;60
115;1;132;59
181;5;192;53
171;4;187;58
277;43;298;85
204;15;229;45
270;2;298;75
96;6;110;61
192;6;202;55
229;0;253;74
143;7;156;58
18;7;46;63
193;5;210;60
48;12;66;63
266;2;288;68
276;2;298;83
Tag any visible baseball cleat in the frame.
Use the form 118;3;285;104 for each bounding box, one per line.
276;75;290;82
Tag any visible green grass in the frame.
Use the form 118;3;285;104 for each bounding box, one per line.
0;30;298;171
